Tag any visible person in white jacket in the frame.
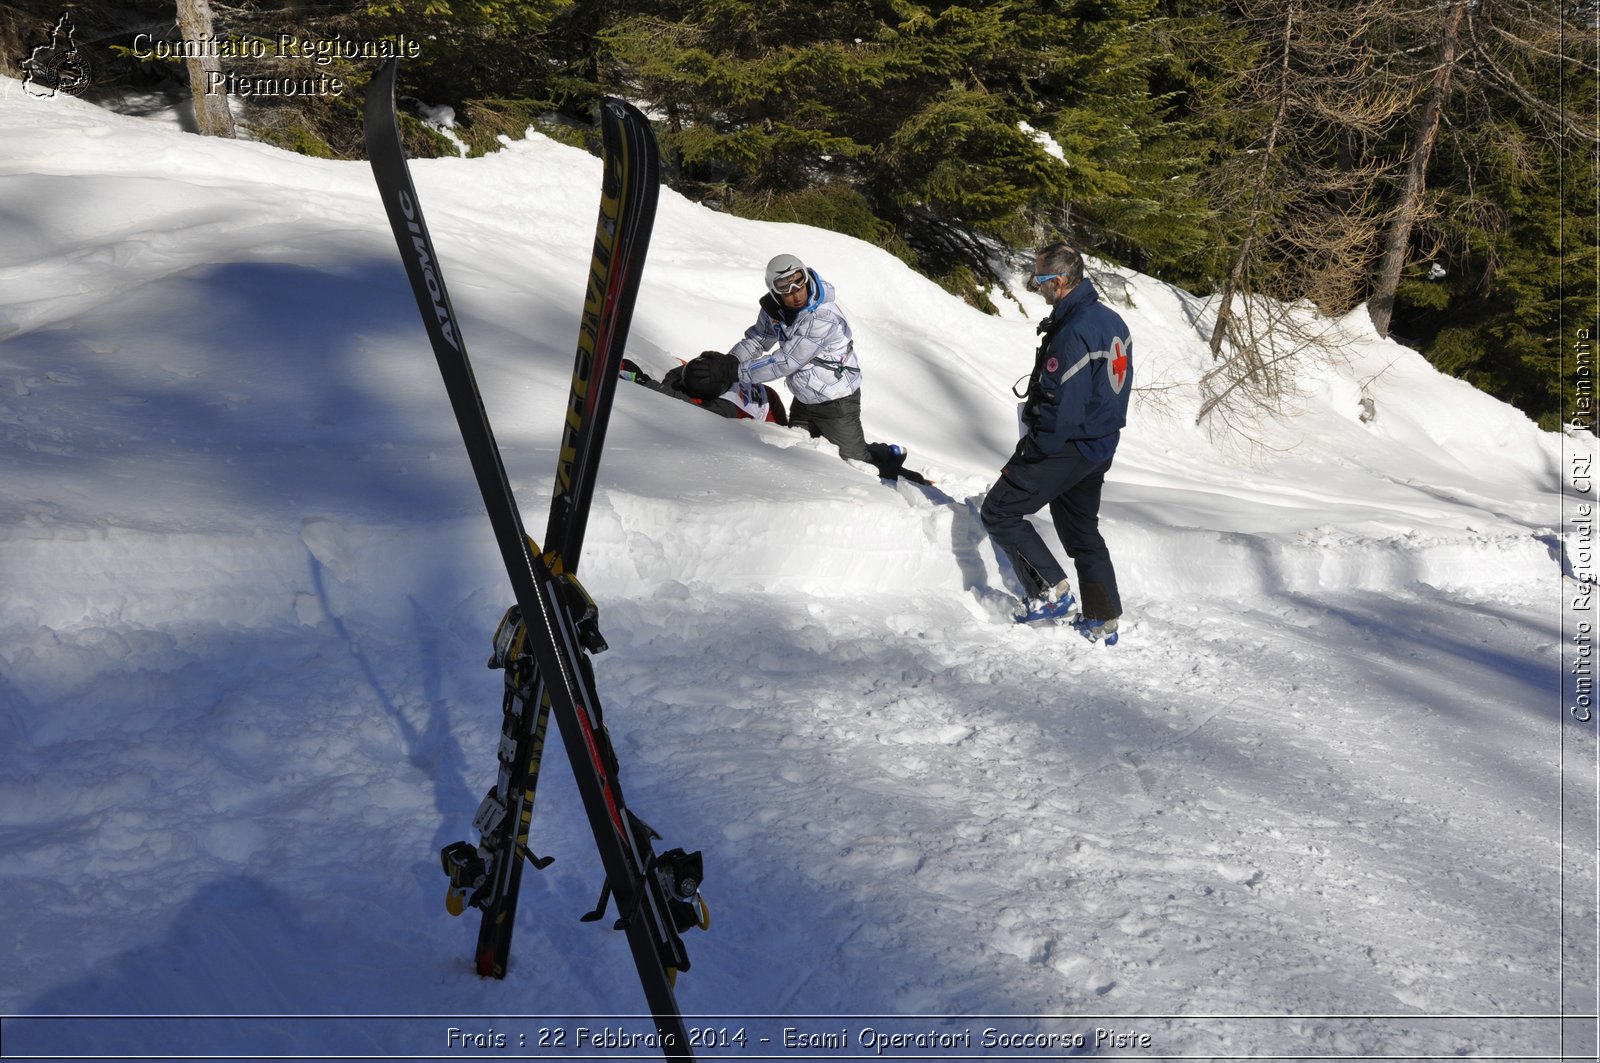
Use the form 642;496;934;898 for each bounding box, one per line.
720;254;869;461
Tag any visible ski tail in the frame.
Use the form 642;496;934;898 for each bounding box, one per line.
547;99;660;568
466;607;557;979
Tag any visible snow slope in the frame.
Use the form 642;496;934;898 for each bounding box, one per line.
0;78;1592;1060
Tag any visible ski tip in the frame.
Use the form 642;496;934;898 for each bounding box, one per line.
362;57;401;147
370;55;399;95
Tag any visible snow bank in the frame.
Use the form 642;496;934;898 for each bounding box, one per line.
0;74;1586;1059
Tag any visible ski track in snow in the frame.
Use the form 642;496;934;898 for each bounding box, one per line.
0;78;1593;1061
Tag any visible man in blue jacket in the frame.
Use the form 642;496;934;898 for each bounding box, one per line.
981;243;1131;643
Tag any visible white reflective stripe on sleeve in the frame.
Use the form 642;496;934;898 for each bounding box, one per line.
1055;349;1105;383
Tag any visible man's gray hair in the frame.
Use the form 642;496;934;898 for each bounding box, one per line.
1036;242;1084;288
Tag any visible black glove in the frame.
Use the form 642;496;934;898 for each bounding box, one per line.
682;351;740;400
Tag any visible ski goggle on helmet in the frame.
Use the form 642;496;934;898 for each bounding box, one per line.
765;254;809;295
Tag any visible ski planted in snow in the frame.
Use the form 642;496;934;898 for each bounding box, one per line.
364;58;704;1059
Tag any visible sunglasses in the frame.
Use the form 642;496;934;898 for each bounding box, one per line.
1030;273;1064;289
772;272;808;295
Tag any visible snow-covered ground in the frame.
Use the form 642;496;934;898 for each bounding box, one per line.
0;78;1594;1060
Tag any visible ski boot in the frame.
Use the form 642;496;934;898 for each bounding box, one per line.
1072;616;1119;646
1013;579;1079;624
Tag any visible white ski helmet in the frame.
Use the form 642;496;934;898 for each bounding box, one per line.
764;253;808;294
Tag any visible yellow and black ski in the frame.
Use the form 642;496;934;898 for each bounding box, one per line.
365;58;703;1060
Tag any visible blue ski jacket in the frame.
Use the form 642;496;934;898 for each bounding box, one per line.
1018;278;1132;465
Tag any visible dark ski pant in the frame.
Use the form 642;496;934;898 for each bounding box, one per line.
790;390;870;462
980;446;1122;620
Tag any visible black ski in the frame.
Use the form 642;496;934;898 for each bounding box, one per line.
451;66;668;986
364;58;702;1059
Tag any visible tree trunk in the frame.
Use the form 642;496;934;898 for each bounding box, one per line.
177;0;236;138
1366;0;1466;337
1209;0;1297;360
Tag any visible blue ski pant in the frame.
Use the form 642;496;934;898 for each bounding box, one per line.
980;447;1122;620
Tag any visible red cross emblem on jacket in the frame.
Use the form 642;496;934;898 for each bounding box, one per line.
1109;337;1129;393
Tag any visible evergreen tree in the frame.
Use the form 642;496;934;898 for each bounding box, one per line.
601;0;1208;304
24;0;1583;423
1382;0;1598;429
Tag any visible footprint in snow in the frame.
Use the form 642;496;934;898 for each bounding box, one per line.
879;723;975;746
